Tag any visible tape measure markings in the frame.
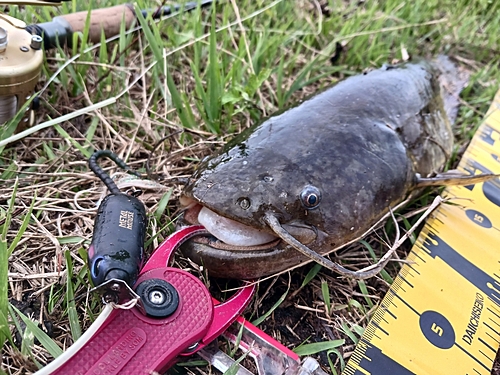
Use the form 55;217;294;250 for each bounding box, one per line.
427;207;500;276
420;231;500;305
459;206;500;233
342;90;500;375
351;341;416;375
377;243;495;373
397;267;416;289
407;250;426;265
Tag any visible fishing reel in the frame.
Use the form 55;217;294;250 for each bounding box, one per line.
0;0;137;128
0;1;70;127
0;9;44;127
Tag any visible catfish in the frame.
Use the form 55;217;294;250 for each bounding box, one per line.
179;56;497;279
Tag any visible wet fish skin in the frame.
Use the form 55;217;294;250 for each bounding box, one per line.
180;58;462;279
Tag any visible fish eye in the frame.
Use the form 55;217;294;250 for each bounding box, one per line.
300;186;321;209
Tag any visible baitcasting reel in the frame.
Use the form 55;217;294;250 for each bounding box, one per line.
0;9;44;127
0;0;135;128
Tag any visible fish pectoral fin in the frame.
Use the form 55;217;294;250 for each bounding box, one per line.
414;170;499;188
282;222;317;245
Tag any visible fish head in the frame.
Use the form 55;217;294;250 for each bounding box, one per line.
179;120;351;278
191;153;327;229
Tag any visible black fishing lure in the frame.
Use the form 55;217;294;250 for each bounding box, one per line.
87;150;147;292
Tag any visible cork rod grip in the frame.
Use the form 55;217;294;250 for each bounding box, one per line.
59;4;136;43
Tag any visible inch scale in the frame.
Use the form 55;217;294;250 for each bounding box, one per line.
343;89;500;375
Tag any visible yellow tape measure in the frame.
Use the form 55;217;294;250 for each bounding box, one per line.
343;89;500;375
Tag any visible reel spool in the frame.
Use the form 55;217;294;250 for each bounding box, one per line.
0;13;43;127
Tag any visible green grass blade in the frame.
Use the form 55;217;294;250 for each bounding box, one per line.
207;7;222;133
245;68;272;97
77;2;93;56
165;64;196;129
0;97;34;154
223;349;250;375
358;240;393;283
20;321;35;356
340;321;361;345
98;30;110;80
0;179;18;349
352;324;365;337
0;306;10;352
57;236;87;245
357;280;374;309
7;193;35;256
65;250;82;340
228;320;246;357
252;288;288;326
42;142;57;160
293;339;345;356
0;178;16;241
321;280;331;315
301;263;322;288
327;348;345;375
85;116;99;153
53;123;92;158
154;189;173;222
348;299;366;315
134;6;163;64
0;163;16;180
9;305;63;358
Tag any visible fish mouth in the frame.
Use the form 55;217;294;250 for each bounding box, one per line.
180;196;281;251
178;196;323;278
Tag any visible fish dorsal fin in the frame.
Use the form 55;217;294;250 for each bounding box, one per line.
415;169;500;188
433;55;470;124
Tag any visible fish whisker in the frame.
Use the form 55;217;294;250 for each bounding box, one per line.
263;212;379;279
263;196;442;279
358;195;443;274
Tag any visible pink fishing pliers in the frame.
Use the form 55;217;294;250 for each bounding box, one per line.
48;225;255;375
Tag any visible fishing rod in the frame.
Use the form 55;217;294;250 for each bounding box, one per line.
0;0;214;125
26;0;214;50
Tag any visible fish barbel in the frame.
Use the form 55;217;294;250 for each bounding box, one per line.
179;57;496;279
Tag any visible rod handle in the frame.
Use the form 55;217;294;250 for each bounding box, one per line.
58;4;136;43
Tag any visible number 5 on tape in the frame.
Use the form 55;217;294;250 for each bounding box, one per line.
343;89;500;375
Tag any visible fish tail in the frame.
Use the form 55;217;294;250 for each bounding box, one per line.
433;55;470;124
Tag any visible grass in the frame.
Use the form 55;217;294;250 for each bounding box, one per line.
0;0;499;374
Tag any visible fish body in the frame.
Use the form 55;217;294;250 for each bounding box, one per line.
179;57;466;279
